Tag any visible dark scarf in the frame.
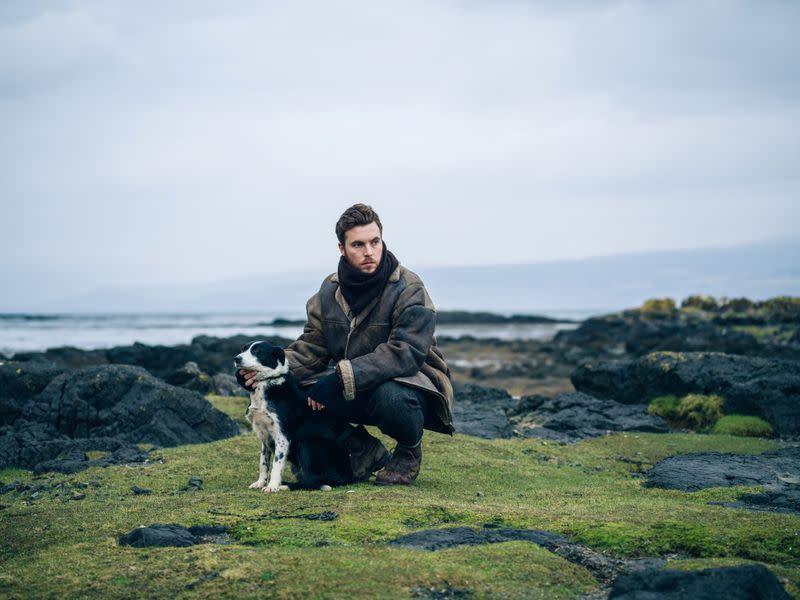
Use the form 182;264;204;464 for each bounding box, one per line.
337;245;399;317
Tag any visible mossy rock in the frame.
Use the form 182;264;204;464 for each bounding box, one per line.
712;415;774;438
648;394;724;431
640;298;678;316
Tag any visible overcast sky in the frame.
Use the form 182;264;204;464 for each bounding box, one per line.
1;1;799;307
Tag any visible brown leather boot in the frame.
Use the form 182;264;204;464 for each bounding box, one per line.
341;425;390;481
374;444;422;486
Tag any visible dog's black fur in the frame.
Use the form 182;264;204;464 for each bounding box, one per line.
234;340;354;491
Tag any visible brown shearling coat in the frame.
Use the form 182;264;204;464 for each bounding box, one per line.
284;265;454;435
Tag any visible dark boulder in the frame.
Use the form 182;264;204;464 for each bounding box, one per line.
571;352;800;436
451;383;515;439
12;334;294;388
608;564;791;599
117;524;232;548
0;360;65;425
513;392;668;442
644;447;800;515
554;301;800;362
0;363;240;472
645;447;800;491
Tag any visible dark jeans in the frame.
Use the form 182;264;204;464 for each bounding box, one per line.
324;381;427;448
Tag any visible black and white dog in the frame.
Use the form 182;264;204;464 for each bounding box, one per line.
234;340;353;492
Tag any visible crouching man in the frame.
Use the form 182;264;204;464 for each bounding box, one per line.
238;203;454;485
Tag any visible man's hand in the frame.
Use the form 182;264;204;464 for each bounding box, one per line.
308;398;325;411
307;372;344;412
236;369;258;391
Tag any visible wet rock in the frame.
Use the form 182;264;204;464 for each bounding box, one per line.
33;445;150;475
554;300;800;363
0;364;239;473
451;383;515;439
0;360;65;425
131;486;152;495
118;523;230;548
571;352;800;436
513;392;668;442
645;447;800;514
13;335;294;386
608;564;791;599
119;524;198;548
71;493;85;500
410;585;474;599
645;447;800;491
184;476;203;491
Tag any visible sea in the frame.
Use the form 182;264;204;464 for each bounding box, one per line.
0;311;590;356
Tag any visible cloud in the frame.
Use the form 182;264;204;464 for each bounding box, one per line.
0;1;798;305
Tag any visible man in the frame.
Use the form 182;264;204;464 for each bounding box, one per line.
238;204;453;485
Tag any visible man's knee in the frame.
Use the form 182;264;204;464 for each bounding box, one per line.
367;381;422;417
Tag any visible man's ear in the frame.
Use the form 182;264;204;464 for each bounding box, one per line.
338;242;345;257
273;347;286;362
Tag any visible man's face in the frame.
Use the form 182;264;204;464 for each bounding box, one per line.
339;222;383;274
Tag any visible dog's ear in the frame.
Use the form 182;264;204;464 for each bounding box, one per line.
272;347;286;363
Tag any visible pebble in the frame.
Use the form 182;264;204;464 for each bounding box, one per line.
72;493;86;501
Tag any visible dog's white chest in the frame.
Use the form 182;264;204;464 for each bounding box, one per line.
246;386;279;439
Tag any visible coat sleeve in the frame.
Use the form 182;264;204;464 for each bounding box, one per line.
284;291;331;382
337;283;434;400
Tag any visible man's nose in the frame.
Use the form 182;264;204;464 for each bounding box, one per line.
364;245;373;255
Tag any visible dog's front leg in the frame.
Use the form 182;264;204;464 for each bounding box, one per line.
264;433;290;493
250;441;271;489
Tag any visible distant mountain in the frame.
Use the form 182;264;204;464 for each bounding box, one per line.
23;239;800;315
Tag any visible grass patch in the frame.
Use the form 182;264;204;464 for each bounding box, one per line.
0;430;794;598
712;415;774;438
207;394;250;428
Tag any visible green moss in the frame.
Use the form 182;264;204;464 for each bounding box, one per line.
648;395;681;421
641;298;678;316
679;394;724;430
574;520;724;558
712;415;774;438
0;431;793;599
649;394;724;431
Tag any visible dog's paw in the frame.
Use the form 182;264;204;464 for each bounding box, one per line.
249;480;267;489
263;484;289;493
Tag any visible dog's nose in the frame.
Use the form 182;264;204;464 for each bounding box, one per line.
234;356;242;367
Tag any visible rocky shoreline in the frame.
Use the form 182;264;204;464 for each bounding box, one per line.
2;295;798;475
1;295;798;598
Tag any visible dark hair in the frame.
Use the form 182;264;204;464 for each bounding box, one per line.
335;203;383;244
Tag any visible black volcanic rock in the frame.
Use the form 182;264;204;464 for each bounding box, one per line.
451;383;515;439
0;363;239;472
0;360;65;425
514;392;668;442
571;352;800;436
644;447;800;515
554;299;800;363
11;334;294;388
608;564;791;599
644;447;800;492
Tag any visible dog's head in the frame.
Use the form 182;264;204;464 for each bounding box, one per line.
234;341;289;380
